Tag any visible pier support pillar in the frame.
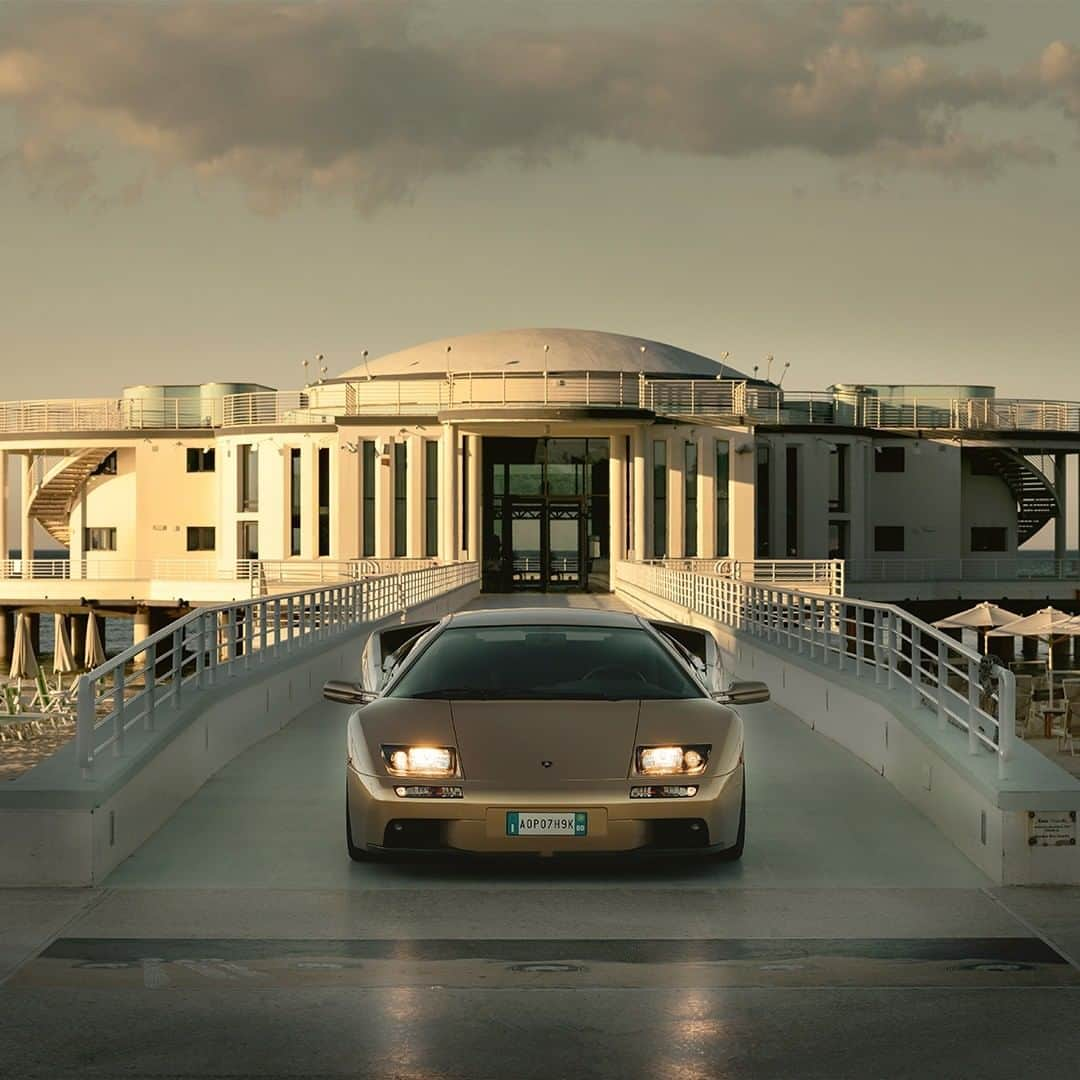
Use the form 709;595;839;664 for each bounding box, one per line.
0;607;10;661
69;613;84;665
1054;453;1068;562
133;608;152;669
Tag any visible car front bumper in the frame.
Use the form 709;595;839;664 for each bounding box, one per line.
346;764;744;855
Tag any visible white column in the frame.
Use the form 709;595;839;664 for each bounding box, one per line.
609;434;626;573
20;453;33;578
0;450;8;568
698;434;715;559
731;435;756;562
374;437;392;558
439;424;459;562
466;435;482;561
632;426;647;560
668;436;684;559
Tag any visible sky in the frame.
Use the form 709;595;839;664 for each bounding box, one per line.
1;1;1079;550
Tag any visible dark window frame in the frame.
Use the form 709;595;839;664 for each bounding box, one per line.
186;526;216;552
652;440;667;558
715;440;730;558
83;526;117;552
971;526;1008;553
393;442;408;558
289;448;302;557
361;441;376;558
684;441;698;557
317;446;331;558
874;446;905;473
425;440;439;558
874;525;905;552
186;447;216;473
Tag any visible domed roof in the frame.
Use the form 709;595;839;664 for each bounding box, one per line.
336;329;748;381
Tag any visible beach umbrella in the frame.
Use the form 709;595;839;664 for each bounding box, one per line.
84;611;106;671
10;613;40;680
52;613;78;685
987;607;1080;706
933;602;1021;653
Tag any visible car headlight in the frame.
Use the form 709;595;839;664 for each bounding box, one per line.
382;745;458;777
636;745;710;776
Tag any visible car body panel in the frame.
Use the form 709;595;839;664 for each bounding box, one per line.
339;607;753;858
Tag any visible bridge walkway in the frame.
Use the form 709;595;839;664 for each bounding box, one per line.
2;594;1079;1078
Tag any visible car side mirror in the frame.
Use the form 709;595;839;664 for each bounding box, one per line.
323;680;378;706
713;681;770;705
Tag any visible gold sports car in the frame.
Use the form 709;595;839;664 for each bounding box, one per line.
324;607;769;860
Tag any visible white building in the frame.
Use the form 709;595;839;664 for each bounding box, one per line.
2;327;1078;649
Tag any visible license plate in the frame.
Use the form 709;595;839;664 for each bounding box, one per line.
506;812;587;837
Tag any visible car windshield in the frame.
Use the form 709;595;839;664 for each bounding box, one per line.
387;624;704;701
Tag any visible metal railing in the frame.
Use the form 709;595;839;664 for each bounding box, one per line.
848;556;1080;583
5;379;1080;434
0;557;441;584
647;558;844;595
74;561;479;775
616;560;1015;778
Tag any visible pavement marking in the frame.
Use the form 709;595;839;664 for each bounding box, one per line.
9;937;1078;991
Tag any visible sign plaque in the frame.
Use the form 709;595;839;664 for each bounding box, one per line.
1028;810;1077;847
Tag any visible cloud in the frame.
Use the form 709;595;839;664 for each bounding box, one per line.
0;1;1075;214
837;2;985;49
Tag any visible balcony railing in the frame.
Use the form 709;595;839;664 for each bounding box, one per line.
0;557;439;587
848;556;1080;583
4;378;1080;434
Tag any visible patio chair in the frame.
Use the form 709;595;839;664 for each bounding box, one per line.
1050;708;1076;756
1062;679;1080;723
1015;688;1033;739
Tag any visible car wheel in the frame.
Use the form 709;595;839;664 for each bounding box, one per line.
346;784;372;862
715;774;745;862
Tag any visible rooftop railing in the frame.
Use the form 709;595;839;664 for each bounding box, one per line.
616;560;1016;778
4;377;1080;435
75;561;479;776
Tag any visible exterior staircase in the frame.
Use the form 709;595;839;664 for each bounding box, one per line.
27;448;117;547
969;447;1061;545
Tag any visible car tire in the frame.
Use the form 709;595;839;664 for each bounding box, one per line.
346;784;372;862
715;773;746;862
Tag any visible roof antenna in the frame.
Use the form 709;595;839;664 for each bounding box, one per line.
301;357;310;385
764;354;774;382
317;354;327;383
361;349;371;381
777;360;792;388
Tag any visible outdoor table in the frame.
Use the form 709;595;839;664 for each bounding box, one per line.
1038;706;1067;739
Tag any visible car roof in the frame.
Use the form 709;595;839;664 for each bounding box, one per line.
446;607;646;629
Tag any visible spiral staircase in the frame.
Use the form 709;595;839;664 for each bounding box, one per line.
967;447;1062;545
26;449;117;547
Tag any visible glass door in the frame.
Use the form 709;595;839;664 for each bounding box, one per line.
509;499;544;589
547;500;586;590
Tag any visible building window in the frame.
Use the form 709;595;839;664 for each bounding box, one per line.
969;454;998;477
652;440;667;557
91;451;118;477
186;526;216;552
827;443;848;512
755;445;771;557
684;442;698;557
393;442;407;557
238;521;259;561
874;446;904;473
238;444;259;512
971;526;1007;552
786;446;799;556
318;447;331;557
715;440;729;558
289;449;302;557
361;440;375;558
83;527;117;552
186;448;215;473
874;525;905;552
425;441;439;557
828;520;849;560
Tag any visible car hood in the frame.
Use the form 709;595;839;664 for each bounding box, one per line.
448;700;641;782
